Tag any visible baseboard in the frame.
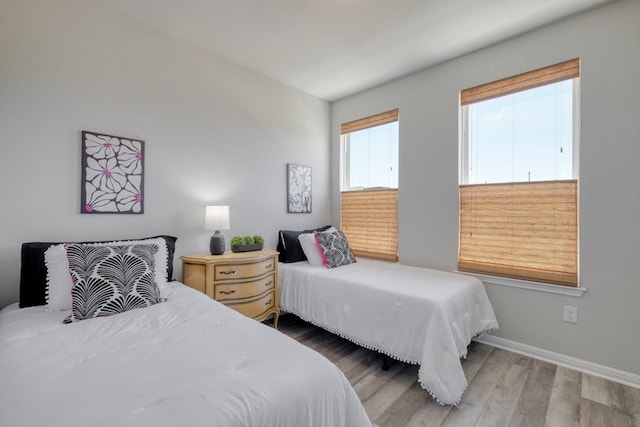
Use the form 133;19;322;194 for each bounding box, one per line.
474;334;640;389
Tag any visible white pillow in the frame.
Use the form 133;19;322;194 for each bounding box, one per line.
44;244;73;311
298;226;337;266
44;237;169;311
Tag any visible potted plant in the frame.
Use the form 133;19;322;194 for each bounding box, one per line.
230;235;265;253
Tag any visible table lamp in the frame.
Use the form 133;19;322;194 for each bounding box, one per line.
205;205;230;255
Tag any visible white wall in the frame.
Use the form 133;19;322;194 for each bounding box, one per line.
0;0;331;308
331;0;640;376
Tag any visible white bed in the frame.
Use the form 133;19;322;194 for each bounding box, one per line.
0;282;371;427
279;259;499;405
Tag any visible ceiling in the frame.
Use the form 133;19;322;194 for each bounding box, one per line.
89;0;614;101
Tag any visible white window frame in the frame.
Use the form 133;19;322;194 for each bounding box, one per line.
458;63;584;295
459;79;581;186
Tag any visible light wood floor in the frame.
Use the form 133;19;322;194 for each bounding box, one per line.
273;314;640;427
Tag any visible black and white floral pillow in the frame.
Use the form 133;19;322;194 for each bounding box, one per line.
315;230;357;268
63;243;161;323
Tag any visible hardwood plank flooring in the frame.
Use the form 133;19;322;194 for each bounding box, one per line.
272;314;640;426
544;366;582;427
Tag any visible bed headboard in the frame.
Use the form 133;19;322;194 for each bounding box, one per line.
19;235;177;308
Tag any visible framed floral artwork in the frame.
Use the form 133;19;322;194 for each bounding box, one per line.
81;131;144;214
287;163;312;213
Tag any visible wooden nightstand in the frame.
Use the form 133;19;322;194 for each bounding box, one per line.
181;249;279;328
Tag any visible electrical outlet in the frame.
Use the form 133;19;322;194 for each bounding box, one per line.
563;305;578;323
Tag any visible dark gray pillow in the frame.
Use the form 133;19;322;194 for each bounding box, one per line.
277;225;332;263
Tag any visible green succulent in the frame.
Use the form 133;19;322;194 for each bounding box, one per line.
230;235;264;246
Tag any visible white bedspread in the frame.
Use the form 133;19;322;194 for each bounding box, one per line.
279;259;498;405
0;282;371;427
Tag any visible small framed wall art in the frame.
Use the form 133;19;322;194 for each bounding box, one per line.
81;130;144;214
287;163;312;213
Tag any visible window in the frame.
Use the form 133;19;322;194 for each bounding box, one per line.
341;109;399;261
459;59;579;286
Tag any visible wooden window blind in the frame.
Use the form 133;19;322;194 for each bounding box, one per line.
458;180;578;286
341;189;398;262
460;58;579;105
341;109;399;135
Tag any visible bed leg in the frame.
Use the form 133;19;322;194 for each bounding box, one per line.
381;355;390;371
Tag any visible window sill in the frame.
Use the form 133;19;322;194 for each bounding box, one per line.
453;270;586;298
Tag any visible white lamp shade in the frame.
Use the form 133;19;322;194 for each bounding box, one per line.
204;205;230;230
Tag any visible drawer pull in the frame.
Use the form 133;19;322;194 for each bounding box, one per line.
219;270;237;276
265;299;272;306
265;264;272;269
219;290;236;295
264;281;272;287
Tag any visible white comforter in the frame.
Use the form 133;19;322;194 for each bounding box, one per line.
0;282;371;427
279;259;498;405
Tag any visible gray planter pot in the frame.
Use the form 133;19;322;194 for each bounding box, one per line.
230;242;264;253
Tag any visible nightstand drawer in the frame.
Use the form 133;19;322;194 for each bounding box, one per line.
214;258;275;281
214;274;275;301
227;291;276;319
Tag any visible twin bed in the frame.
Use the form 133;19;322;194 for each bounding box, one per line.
277;227;499;406
0;237;371;427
